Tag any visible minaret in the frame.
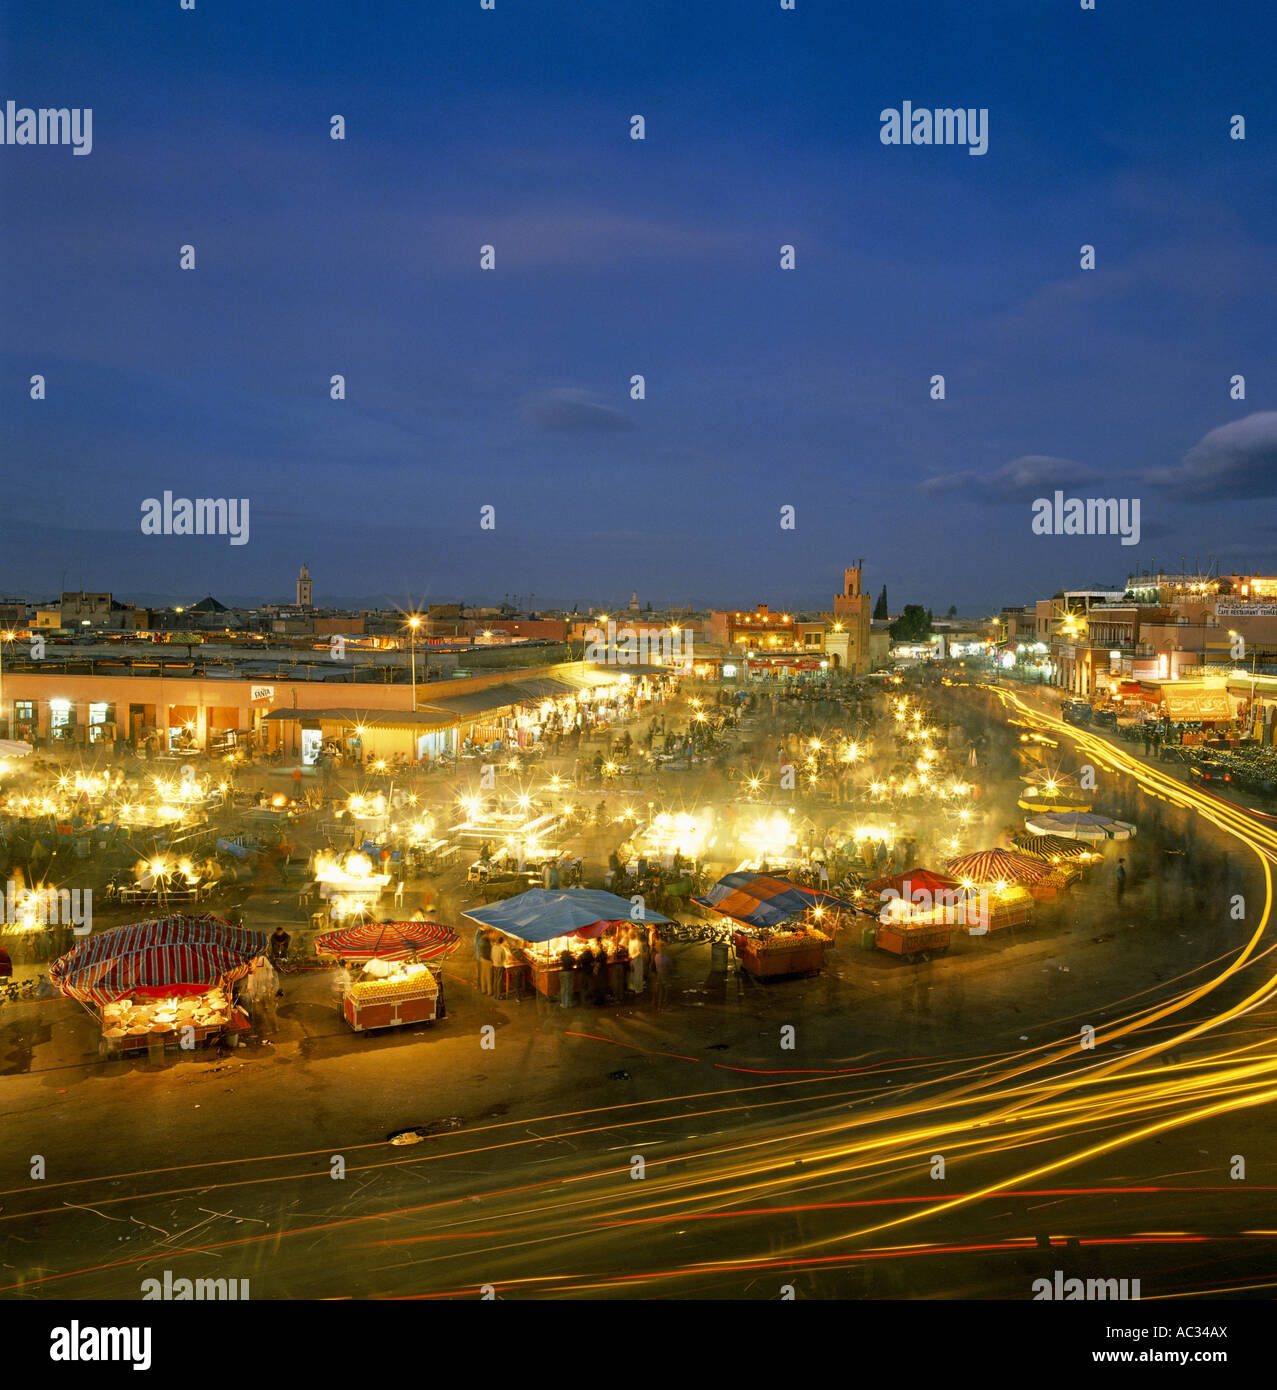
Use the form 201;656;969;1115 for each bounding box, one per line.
296;564;313;608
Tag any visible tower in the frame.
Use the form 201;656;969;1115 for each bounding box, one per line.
830;560;871;675
296;564;312;608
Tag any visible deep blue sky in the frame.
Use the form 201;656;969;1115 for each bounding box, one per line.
2;1;1274;614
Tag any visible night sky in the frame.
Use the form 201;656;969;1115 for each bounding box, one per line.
2;1;1275;614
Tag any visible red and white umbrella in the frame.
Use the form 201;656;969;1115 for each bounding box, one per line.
314;920;460;962
946;848;1049;885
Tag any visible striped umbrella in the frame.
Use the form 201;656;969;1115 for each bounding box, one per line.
314;920;460;962
946;848;1049;885
1024;812;1136;841
1011;833;1093;863
49;915;266;1006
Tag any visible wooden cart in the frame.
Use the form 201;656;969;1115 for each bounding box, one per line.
342;974;440;1031
873;923;952;963
732;931;829;979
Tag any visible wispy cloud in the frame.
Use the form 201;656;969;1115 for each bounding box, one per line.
917;455;1107;502
520;387;635;433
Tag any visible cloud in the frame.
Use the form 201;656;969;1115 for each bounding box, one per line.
917;455;1104;502
520;387;635;433
1145;412;1277;500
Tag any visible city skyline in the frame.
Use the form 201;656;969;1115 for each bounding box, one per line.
3;2;1275;612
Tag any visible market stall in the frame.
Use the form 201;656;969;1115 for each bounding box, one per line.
463;888;674;1000
48;914;264;1056
627;809;718;866
311;850;390;921
693;872;850;978
314;918;460;1030
864;865;963;960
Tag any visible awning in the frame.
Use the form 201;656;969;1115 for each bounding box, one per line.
423;677;588;719
1160;688;1233;722
463;888;674;942
263;707;456;729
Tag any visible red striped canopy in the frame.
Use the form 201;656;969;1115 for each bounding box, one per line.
946;848;1049;884
866;867;961;896
314;920;460;962
49;915;267;1006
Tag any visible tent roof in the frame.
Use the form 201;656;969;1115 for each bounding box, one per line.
462;888;673;942
695;872;853;930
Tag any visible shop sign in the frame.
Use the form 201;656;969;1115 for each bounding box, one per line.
250;685;275;702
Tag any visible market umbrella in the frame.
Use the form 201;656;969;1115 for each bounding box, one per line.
314;920;460;962
865;866;962;897
48;915;266;1006
946;848;1049;885
1023;812;1136;841
1011;833;1094;862
462;888;675;944
693;872;854;929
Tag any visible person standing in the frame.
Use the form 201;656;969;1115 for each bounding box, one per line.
243;956;280;1036
592;940;610;1004
478;929;494;995
490;933;508;998
473;923;485;990
1115;857;1127;906
558;946;575;1008
652;940;670;1010
627;931;646;996
610;937;628;1001
331;958;353;1014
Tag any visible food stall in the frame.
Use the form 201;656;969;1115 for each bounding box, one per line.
944;850;1045;931
310;850;390;921
314;920;460;1032
626;809;718;866
344;961;440;1031
464;888;674;1001
694;872;851;979
48;915;265;1057
865;866;962;961
732;924;832;977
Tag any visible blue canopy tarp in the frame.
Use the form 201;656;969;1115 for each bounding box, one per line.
693;872;854;930
462;888;674;944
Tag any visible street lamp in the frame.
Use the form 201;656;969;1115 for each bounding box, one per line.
407;616;422;707
0;631;14;738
